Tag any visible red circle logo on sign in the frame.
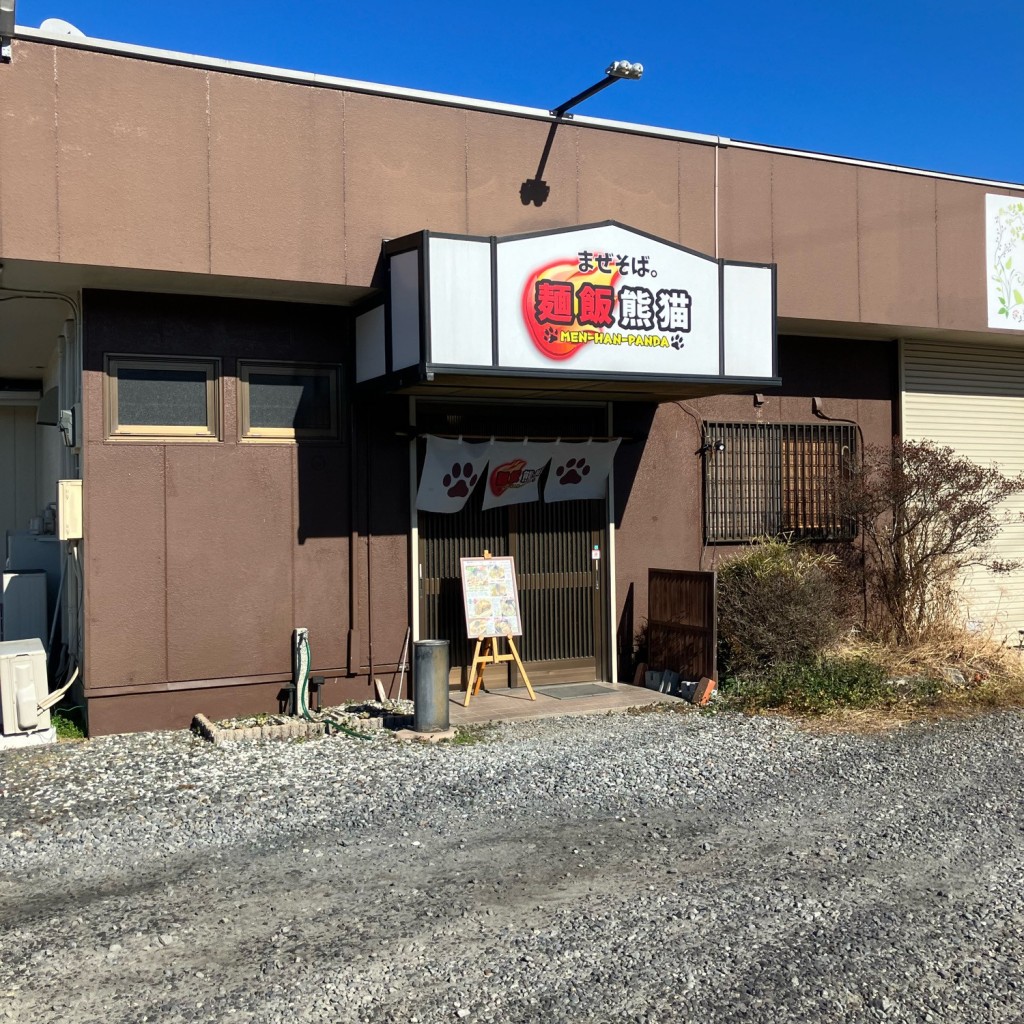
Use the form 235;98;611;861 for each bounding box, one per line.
521;259;620;361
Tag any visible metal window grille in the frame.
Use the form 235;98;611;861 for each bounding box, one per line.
703;422;857;543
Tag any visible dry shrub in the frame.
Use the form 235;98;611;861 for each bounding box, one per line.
835;623;1024;714
837;439;1024;644
717;537;855;677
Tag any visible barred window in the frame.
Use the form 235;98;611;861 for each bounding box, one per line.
703;422;856;542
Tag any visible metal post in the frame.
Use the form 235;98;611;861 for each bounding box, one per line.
413;640;450;733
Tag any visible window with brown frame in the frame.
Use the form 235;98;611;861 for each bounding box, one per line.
703;421;856;542
105;355;220;440
238;362;341;441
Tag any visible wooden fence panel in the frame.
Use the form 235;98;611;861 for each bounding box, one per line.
647;568;717;680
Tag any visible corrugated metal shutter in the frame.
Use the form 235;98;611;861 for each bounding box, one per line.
902;339;1024;638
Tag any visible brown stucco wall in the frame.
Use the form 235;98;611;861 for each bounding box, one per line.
82;292;411;734
612;336;898;676
2;39;1022;337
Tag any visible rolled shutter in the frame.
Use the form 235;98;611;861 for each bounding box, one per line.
902;339;1024;637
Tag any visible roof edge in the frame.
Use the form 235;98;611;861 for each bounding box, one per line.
11;26;1024;192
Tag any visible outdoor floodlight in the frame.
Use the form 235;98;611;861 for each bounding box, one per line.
551;58;645;118
523;59;645;207
606;60;644;80
696;439;726;457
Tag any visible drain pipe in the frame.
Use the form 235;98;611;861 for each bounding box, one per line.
347;403;361;676
365;423;375;689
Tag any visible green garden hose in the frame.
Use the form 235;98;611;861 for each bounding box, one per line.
294;629;372;740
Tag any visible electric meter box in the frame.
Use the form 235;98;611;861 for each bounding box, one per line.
58;479;83;540
0;638;50;736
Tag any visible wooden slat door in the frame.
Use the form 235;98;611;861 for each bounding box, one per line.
510;497;604;685
416;402;608;690
419;494;605;688
420;500;510;687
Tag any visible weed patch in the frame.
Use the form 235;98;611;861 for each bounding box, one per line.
449;724;495;746
51;707;86;741
720;629;1024;729
722;657;903;715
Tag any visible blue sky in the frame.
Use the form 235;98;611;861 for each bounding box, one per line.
16;1;1024;184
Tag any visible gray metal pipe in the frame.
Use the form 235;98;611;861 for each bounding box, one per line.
413;640;450;733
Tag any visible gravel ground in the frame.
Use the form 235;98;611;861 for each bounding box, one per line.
1;707;1022;1023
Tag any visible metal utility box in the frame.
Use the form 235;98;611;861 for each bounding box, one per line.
1;571;47;642
0;638;50;735
58;479;83;540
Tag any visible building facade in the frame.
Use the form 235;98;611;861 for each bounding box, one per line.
0;28;1020;734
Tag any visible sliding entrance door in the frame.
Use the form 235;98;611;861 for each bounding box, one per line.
416;402;609;688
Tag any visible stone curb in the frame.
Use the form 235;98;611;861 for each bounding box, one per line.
191;713;326;746
394;727;457;744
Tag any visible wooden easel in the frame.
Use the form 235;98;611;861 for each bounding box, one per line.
463;550;535;707
465;632;536;706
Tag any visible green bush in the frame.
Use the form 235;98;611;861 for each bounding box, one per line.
717;537;853;676
723;656;895;713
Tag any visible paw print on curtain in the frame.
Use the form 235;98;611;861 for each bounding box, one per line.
415;436;492;513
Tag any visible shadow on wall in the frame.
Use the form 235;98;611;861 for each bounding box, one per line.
608;403;656;685
617;581;636;684
296;393;408;543
293;378;411;684
610;402;657;530
519;121;564;208
775;337;896;402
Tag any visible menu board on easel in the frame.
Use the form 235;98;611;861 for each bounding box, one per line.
460;556;523;638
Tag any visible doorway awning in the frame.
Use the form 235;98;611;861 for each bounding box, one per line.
355;221;779;402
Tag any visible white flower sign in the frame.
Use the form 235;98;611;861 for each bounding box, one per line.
987;193;1024;329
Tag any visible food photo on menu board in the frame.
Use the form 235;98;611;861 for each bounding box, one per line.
460;556;523;638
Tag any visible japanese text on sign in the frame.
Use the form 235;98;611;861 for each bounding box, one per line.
534;280;692;333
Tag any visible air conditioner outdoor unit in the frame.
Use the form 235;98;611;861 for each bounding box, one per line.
0;638;50;736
